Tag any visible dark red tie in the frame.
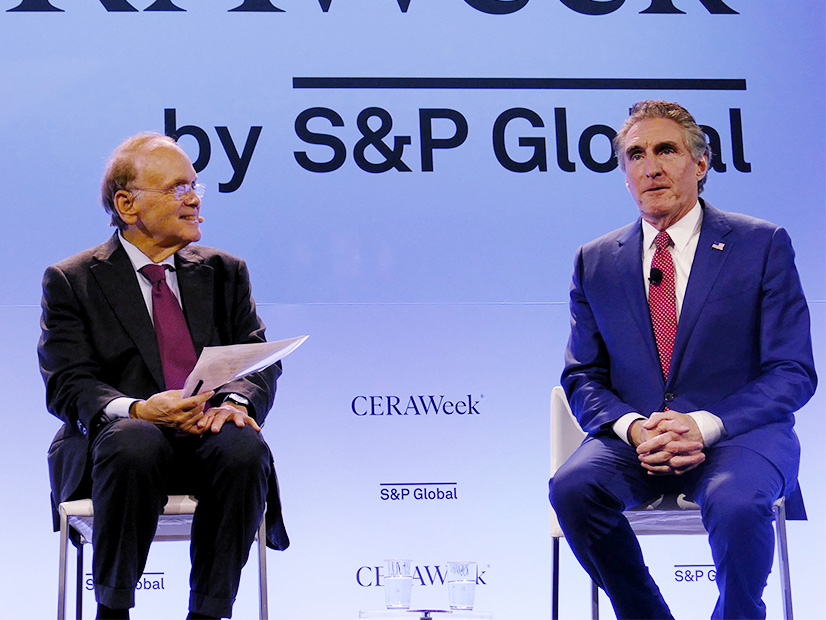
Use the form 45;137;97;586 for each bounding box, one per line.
140;264;197;390
649;231;678;381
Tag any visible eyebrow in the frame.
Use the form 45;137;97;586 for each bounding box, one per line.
167;177;195;188
625;140;681;158
654;140;680;153
624;144;644;160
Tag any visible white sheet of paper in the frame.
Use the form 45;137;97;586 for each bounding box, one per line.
182;335;309;396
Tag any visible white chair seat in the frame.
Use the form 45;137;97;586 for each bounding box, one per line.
57;495;268;620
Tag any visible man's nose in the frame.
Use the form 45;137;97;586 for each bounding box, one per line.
645;156;663;177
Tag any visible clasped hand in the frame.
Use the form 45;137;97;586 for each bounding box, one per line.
629;411;705;476
130;390;261;435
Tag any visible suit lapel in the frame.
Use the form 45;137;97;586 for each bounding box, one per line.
89;234;166;390
612;221;662;376
176;247;215;354
669;201;733;381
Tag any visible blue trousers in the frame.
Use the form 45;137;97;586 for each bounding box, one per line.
550;436;786;620
89;418;270;618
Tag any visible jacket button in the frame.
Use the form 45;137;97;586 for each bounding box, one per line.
77;420;87;435
664;392;676;402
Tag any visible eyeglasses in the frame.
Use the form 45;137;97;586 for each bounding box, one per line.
129;181;206;201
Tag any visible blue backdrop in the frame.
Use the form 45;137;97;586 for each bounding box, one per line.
1;2;823;618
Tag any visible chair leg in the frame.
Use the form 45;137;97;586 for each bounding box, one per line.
58;512;69;620
76;543;83;620
552;535;599;620
257;517;268;620
591;580;599;620
552;537;560;620
774;499;793;620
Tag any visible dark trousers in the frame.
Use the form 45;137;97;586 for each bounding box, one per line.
89;418;270;618
550;436;786;620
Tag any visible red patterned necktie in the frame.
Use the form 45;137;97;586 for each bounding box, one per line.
140;264;197;390
648;231;678;381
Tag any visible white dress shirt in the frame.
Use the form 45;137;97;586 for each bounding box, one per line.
612;202;725;446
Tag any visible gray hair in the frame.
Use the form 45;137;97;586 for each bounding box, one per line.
100;132;177;229
613;100;712;194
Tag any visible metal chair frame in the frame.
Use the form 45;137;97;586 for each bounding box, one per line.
57;495;269;620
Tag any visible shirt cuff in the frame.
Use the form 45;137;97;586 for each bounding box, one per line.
613;412;646;446
687;410;725;446
104;397;139;419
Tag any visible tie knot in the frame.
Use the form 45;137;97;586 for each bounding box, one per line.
140;263;168;285
655;231;673;252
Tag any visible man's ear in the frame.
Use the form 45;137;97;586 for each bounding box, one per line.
695;155;709;179
114;189;138;226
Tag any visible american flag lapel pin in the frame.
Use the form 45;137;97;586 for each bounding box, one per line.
711;242;725;251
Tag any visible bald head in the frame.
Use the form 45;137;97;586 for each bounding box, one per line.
100;132;182;229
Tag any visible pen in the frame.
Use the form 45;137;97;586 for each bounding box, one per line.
190;380;204;398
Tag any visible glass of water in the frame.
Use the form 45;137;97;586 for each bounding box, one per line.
447;560;477;610
384;559;413;609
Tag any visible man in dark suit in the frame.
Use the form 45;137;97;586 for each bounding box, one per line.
38;133;288;620
549;101;816;619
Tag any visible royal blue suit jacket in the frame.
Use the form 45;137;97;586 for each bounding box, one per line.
562;200;816;494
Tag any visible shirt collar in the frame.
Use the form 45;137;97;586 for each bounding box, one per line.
641;200;703;253
118;231;176;272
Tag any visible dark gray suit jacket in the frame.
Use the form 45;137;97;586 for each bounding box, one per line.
38;233;289;549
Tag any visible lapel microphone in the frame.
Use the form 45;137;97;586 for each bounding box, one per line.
649;267;663;285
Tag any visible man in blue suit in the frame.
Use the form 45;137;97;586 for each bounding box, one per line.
550;101;816;619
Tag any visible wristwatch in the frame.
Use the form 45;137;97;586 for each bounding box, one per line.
223;393;250;408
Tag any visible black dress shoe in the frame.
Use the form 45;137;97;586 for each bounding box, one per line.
186;612;219;620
